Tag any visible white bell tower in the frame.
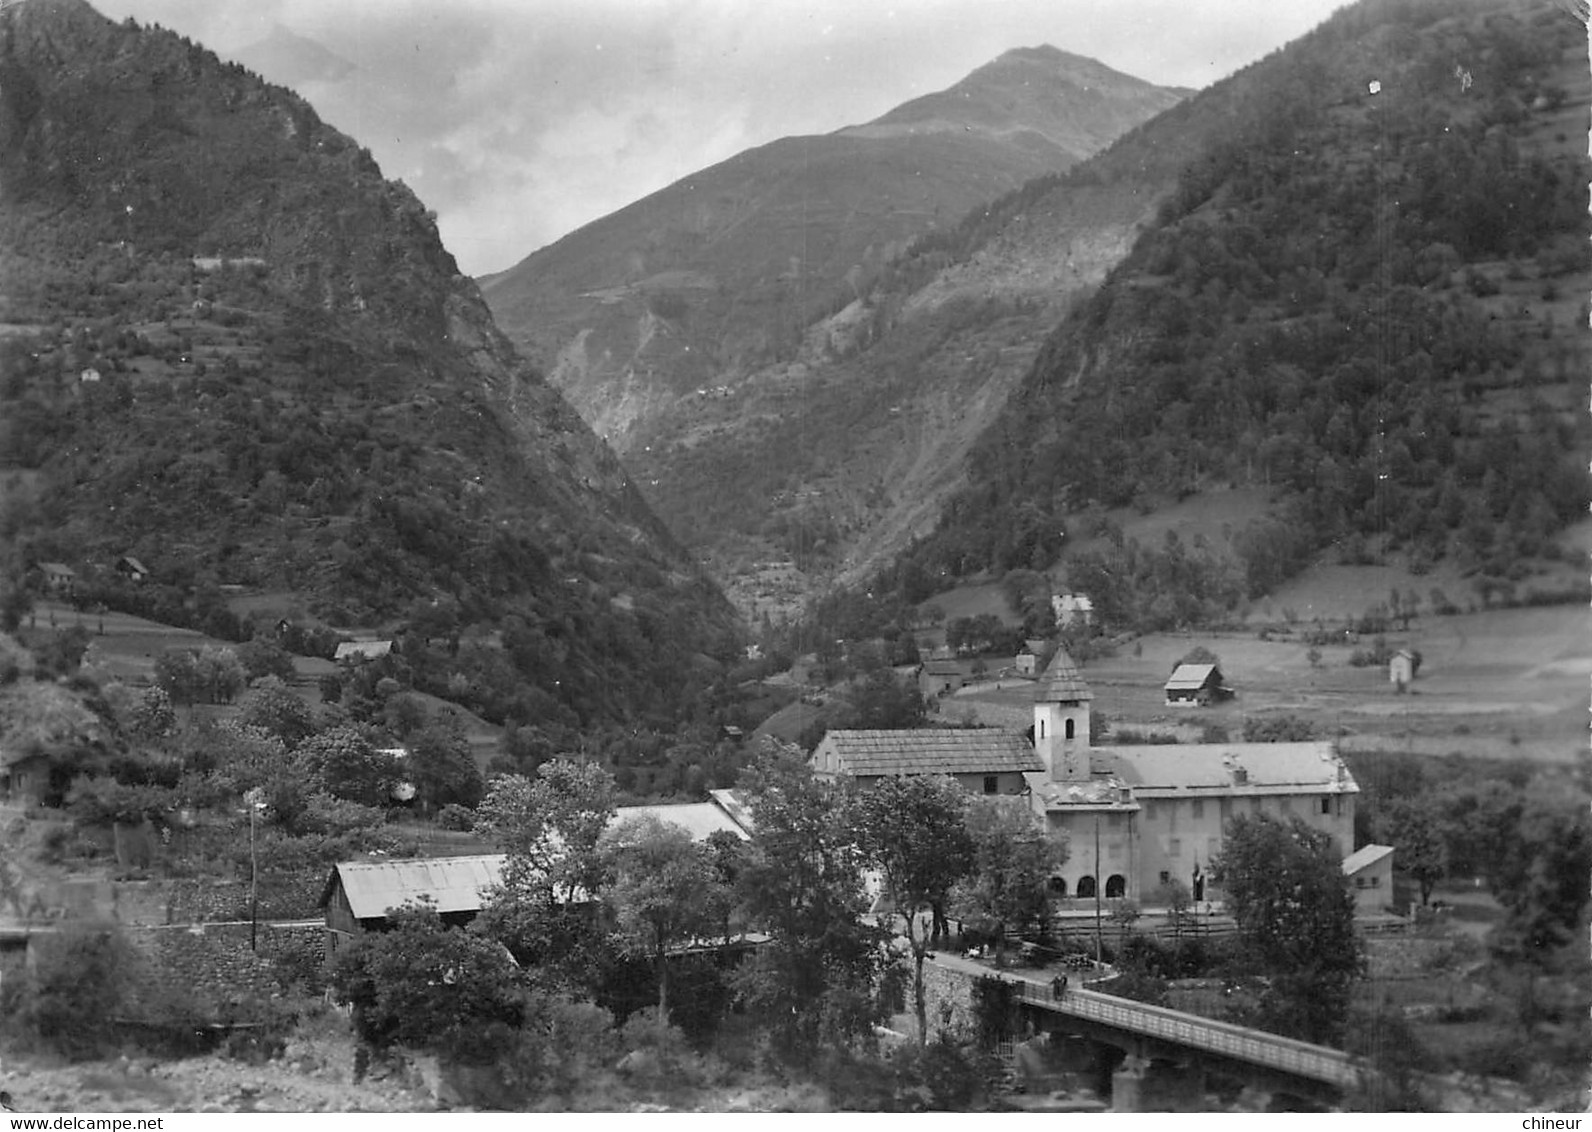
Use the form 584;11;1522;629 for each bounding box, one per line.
1033;648;1092;782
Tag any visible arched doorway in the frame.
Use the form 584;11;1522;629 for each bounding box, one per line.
1105;874;1126;898
1048;876;1068;898
1064;718;1076;739
1075;875;1097;899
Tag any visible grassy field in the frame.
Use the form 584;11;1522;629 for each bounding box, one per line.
931;602;1591;766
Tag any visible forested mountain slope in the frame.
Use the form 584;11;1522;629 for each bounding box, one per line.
887;0;1590;627
0;0;739;727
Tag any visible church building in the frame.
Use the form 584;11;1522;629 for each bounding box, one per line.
816;649;1361;906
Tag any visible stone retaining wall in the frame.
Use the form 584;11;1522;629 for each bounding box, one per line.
128;920;328;1006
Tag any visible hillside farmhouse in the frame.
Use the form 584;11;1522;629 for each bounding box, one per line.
319;797;753;955
34;562;76;596
917;657;976;700
1051;593;1094;628
1164;663;1234;706
334;639;394;664
813;650;1366;907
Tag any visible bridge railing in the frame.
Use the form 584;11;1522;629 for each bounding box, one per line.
1008;977;1357;1087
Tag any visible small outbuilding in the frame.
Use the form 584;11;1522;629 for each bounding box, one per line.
1342;844;1396;914
0;748;52;807
1164;663;1233;706
1389;649;1419;691
114;555;150;583
319;854;505;956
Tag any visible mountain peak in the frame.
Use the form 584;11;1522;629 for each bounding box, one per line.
842;43;1184;151
234;23;357;86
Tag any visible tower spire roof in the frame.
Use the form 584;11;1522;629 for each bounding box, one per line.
1034;646;1093;703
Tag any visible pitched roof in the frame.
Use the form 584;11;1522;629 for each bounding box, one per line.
320;796;754;919
613;801;750;841
1034;648;1092;703
815;728;1044;777
1103;741;1357;796
1165;663;1220;690
1342;844;1395;874
320;854;505;920
334;640;393;661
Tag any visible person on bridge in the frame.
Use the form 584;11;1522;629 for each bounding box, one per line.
1052;974;1068;999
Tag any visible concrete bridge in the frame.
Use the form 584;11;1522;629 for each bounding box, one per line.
932;955;1361;1109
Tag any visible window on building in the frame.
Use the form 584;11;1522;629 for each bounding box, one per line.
1370;875;1381;887
1219;797;1232;820
1191;799;1204;820
1320;796;1332;815
1038;720;1047;739
1105;875;1126;898
1355;876;1366;888
983;775;998;795
1076;875;1097;899
1158;871;1171;886
1065;718;1076;740
1141;800;1155;822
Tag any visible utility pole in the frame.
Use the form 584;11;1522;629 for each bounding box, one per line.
1093;815;1103;965
245;787;265;952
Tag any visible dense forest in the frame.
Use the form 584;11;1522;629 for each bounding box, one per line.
0;2;741;730
885;0;1588;625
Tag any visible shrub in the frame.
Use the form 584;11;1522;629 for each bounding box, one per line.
436;802;476;831
12;924;140;1060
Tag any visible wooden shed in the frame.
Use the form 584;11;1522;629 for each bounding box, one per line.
1164;663;1233;706
319;854;505;958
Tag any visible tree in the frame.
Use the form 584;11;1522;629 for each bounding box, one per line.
851;775;973;1045
295;725;396;807
236;637;296;682
956;798;1065;967
329;904;526;1065
600;814;714;1019
474;758;616;979
193;646;247;705
237;675;317;749
730;742;886;1064
1381;796;1447;906
841;668;926;730
407;716;485;811
1213;813;1362;1045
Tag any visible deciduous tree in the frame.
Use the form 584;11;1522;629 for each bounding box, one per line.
731;743;886;1064
1213;813;1362;1045
956;797;1065;967
852;774;972;1044
600;814;715;1018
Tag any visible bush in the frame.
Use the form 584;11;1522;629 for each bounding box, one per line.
11;925;140;1060
436;802;476;831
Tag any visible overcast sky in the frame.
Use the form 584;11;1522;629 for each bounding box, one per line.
91;0;1350;276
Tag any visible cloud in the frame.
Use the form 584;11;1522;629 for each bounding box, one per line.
93;0;1347;275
